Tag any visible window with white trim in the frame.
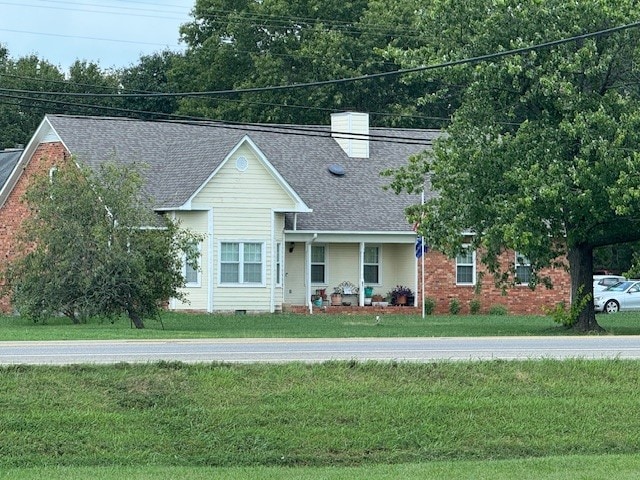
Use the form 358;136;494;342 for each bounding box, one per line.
456;247;476;285
515;252;532;284
311;245;326;284
183;241;201;287
364;246;380;284
220;242;264;284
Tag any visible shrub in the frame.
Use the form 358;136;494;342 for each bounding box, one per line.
469;298;481;315
544;287;591;327
488;304;508;315
449;298;461;315
424;297;436;315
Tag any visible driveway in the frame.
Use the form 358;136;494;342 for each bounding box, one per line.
1;336;640;364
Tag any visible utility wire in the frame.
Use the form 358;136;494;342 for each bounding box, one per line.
0;72;454;125
3;20;638;99
0;93;435;146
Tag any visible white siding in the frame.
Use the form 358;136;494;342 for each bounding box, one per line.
172;211;210;310
189;143;298;312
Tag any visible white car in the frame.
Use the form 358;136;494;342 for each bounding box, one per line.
594;280;640;313
593;275;626;294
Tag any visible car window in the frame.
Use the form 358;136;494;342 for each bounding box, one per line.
606;281;633;291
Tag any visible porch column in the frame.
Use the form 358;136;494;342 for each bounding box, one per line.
359;242;365;306
305;241;312;313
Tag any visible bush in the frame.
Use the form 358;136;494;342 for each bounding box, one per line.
488;304;508;315
469;298;481;315
449;298;461;315
424;297;436;315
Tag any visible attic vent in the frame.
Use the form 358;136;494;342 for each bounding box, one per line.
236;156;248;172
328;163;345;176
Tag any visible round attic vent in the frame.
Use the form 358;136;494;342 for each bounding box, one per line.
236;156;248;172
328;163;345;176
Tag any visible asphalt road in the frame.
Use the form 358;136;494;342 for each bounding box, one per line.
2;336;640;364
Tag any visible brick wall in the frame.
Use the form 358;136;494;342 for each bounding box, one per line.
0;142;68;312
417;249;570;315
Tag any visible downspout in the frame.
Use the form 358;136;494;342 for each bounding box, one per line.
307;233;318;314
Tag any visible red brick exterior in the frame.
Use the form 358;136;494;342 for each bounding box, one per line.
418;249;570;315
0;142;68;312
0;141;571;317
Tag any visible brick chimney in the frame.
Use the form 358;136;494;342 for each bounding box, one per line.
330;112;369;158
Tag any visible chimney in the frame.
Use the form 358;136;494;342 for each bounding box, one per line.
331;112;369;158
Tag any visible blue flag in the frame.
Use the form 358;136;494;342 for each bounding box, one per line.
415;237;428;258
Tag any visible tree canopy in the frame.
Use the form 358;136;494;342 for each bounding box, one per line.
384;0;640;331
2;160;200;328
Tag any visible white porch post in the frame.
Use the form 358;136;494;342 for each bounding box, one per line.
359;242;365;306
306;241;312;313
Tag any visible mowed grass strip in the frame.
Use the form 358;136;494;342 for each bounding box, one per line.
2;310;640;340
5;455;640;480
1;360;640;469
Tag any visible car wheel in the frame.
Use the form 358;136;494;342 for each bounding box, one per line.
604;300;620;313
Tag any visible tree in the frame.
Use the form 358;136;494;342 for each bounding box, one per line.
3;160;200;328
172;0;441;127
384;0;640;331
0;54;66;148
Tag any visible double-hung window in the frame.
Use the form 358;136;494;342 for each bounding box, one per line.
220;242;264;284
515;252;532;284
456;247;476;285
364;246;380;284
311;245;326;284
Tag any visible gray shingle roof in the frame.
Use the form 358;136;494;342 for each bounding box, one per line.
0;149;22;190
46;115;439;233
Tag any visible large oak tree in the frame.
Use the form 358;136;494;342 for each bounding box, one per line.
384;0;640;331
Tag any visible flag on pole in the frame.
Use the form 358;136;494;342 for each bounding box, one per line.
415;237;428;258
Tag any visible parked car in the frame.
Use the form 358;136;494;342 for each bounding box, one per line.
593;275;626;293
594;280;640;313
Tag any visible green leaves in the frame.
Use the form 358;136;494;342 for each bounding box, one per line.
4;160;201;327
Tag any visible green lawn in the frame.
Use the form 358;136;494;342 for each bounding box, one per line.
3;312;640;479
2;361;640;479
1;310;639;340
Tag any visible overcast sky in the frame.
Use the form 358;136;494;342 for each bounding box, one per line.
0;0;194;72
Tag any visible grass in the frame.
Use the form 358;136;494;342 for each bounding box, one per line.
3;312;640;478
2;310;640;340
4;455;640;479
2;360;640;478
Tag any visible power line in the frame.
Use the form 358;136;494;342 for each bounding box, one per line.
0;27;181;49
0;93;435;146
3;20;638;99
0;72;452;124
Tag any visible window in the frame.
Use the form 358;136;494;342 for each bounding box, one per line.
311;245;325;284
515;252;532;284
183;241;201;287
275;242;282;286
220;242;263;284
456;248;475;285
364;246;380;284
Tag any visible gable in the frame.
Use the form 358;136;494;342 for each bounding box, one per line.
185;136;310;213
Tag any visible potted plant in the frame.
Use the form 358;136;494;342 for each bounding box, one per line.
390;285;413;306
364;286;374;305
330;286;343;306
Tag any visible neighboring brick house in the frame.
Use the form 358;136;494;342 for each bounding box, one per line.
0;113;570;315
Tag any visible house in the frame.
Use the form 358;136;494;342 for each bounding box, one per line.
0;112;570;315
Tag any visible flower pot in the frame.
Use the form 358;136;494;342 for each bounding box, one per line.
330;293;342;306
364;297;372;305
396;294;407;306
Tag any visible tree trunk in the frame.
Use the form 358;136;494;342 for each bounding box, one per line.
127;308;145;329
568;243;603;332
